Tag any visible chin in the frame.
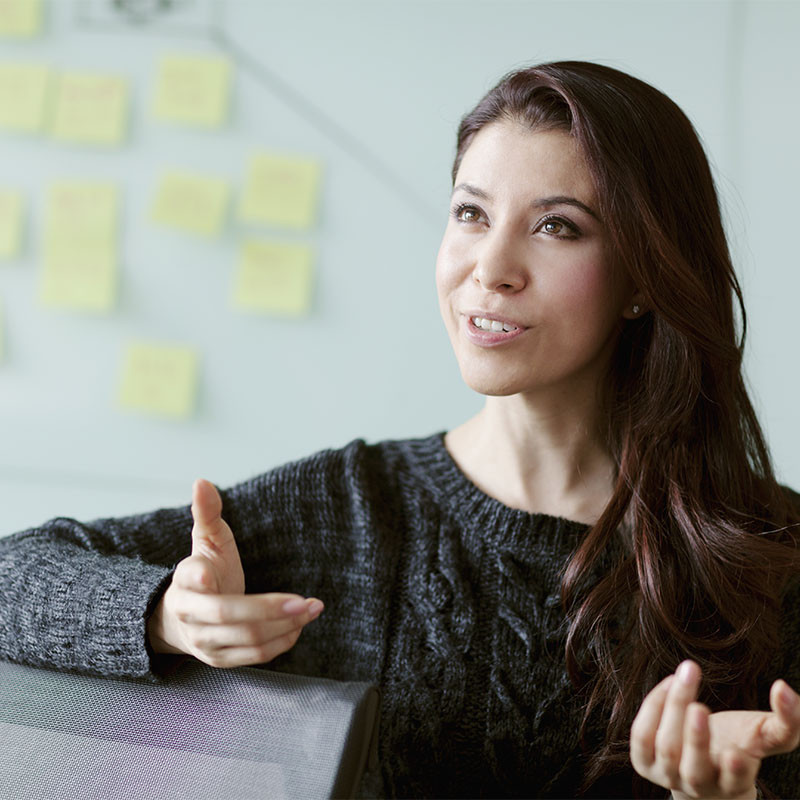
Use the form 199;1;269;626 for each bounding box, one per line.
459;367;526;397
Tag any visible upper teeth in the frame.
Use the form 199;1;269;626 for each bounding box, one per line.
471;316;518;332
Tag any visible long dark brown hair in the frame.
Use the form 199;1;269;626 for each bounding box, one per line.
453;61;800;795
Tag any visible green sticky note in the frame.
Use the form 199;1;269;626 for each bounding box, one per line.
50;71;128;146
152;54;231;127
0;61;49;131
118;341;199;419
151;171;229;236
239;153;321;230
0;190;23;258
0;0;41;37
232;239;314;316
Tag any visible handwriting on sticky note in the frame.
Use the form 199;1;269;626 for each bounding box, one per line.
0;190;23;258
0;0;41;37
151;171;229;236
46;181;117;237
152;54;231;127
118;342;199;419
51;72;128;145
40;182;117;311
232;239;314;316
239;153;321;230
0;61;49;131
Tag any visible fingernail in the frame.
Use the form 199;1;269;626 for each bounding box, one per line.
282;597;307;614
781;684;797;709
307;599;324;618
678;661;696;685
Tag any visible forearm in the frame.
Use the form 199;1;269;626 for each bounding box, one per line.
1;527;177;678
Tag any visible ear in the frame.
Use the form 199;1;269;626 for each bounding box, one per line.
621;289;647;320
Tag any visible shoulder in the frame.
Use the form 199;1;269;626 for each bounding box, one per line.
219;432;449;516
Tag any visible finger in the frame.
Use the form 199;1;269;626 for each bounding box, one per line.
173;590;323;626
761;680;800;755
191;479;234;556
183;614;311;652
173;554;219;594
201;629;304;669
678;703;717;796
654;661;701;784
717;747;759;797
630;674;675;770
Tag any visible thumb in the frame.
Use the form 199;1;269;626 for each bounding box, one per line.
190;478;245;594
761;680;800;755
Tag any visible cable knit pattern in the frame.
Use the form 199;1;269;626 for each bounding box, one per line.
2;433;799;798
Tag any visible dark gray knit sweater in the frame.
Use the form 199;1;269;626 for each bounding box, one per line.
1;433;799;798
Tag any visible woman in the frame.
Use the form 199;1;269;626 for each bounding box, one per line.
2;61;800;798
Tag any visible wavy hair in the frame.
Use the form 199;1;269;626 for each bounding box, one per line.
453;61;800;795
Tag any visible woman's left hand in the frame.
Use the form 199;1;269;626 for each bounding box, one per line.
630;660;800;799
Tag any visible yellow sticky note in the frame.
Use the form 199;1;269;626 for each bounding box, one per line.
51;72;128;145
233;239;314;316
0;190;23;258
152;54;231;127
46;181;117;238
40;182;118;311
0;0;41;37
118;342;199;419
40;239;116;311
239;153;321;230
0;62;49;131
151;171;229;236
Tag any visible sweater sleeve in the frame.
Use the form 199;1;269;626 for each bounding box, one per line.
0;504;192;680
0;439;390;683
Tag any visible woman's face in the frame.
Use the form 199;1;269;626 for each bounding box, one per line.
436;119;635;402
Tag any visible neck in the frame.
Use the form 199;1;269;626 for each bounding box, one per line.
445;392;616;525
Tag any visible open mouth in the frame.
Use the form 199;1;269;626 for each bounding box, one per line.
470;316;519;333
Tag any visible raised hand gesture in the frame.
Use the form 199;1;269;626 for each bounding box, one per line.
147;478;323;668
631;660;800;799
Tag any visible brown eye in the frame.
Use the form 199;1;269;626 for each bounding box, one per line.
543;219;563;234
452;203;483;223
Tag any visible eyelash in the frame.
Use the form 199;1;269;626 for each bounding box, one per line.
450;203;581;239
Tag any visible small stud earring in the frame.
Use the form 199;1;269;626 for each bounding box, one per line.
632;304;641;315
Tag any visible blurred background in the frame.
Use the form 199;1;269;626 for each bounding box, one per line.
0;0;797;536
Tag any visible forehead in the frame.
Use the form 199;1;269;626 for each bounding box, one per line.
455;120;596;204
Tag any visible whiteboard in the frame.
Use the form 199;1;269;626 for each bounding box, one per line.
0;0;798;535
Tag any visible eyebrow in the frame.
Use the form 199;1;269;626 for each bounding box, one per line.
452;182;601;222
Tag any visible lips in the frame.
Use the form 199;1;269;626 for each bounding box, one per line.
462;312;527;346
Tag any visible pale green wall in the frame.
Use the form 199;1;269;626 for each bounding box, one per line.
0;0;798;535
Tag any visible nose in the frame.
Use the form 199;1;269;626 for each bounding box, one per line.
471;228;528;294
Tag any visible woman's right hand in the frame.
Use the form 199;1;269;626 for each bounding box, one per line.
147;478;323;668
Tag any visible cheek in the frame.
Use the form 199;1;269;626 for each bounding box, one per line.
553;258;622;321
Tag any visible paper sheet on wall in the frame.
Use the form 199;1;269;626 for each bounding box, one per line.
151;171;230;236
239;153;321;230
0;297;5;361
232;239;314;316
39;181;118;311
0;190;23;258
50;71;128;145
152;54;231;127
117;341;199;418
0;0;41;37
0;62;49;131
